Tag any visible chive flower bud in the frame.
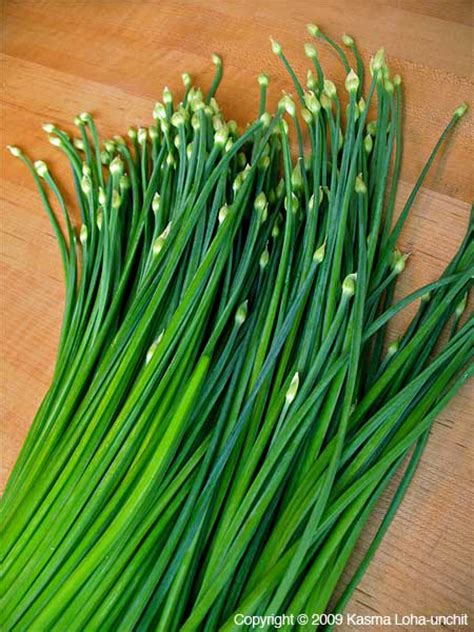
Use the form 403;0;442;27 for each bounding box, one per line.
181;72;191;89
320;93;332;111
306;70;317;91
111;190;121;210
272;217;281;238
81;175;91;194
367;121;377;136
48;135;62;147
323;79;337;100
96;208;103;231
291;163;303;192
120;174;130;191
6;145;22;157
259;112;271;129
345;69;359;93
454;103;468;118
127;127;137;140
387;339;399;357
235;300;248;326
307;23;320;37
393;74;402;87
110;156;124;176
153;102;167;122
304;43;317;59
258;73;269;87
284;192;299;214
153;223;172;256
146;331;164;365
313;241;326;263
371;48;385;75
186;143;193;160
342;33;354;47
278;95;296;118
152;193;161;214
391;249;409;274
385;79;394;94
166;152;176;167
258;154;270;169
455;293;467;317
79;112;91;123
34;160;49;178
162;86;173;105
270;37;282;56
79;224;88;246
301;108;312;124
286;372;300;404
218;205;230;224
363;134;373;155
138;128;148;145
73;138;84;151
355;173;367;194
254;191;268;215
304;90;321;115
42;123;55;134
171;111;186;128
342;273;357;297
260;246;270;270
276;179;285;199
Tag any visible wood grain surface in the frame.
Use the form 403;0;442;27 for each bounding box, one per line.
1;1;473;630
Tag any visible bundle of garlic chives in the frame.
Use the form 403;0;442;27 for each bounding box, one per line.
2;26;472;632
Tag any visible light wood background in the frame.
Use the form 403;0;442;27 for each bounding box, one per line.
1;1;473;630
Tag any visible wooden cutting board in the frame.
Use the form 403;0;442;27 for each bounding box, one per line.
1;1;473;630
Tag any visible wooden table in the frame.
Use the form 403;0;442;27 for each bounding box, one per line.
2;1;473;629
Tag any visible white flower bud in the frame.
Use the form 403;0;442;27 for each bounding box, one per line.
270;37;282;55
218;205;230;224
152;193;161;214
214;125;229;147
391;249;409;274
146;331;164;365
260;246;270;269
304;43;317;58
258;73;269;87
79;224;88;245
323;79;337;100
286;372;299;404
307;23;320;37
235;300;248;326
42;123;55;134
355;174;367;195
304;90;321;115
34;160;49;178
111;190;121;210
81;175;91;193
7;145;22;157
110;156;124;175
182;72;191;89
153;222;172;256
211;52;222;67
138;128;148;145
342;273;357;297
313;240;326;263
301;108;312;125
96;208;103;231
162;86;173;105
454;102;468;118
345;69;359;93
342;33;354;47
98;187;106;205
